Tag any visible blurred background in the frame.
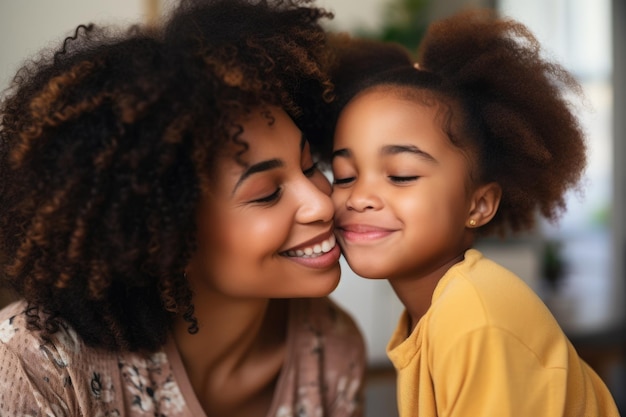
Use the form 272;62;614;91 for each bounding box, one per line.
1;0;624;415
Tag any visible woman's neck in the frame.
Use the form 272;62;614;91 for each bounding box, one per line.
172;293;288;417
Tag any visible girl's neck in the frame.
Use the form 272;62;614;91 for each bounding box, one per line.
389;252;466;333
172;293;288;416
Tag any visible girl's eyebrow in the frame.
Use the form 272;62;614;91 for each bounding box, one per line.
381;144;437;163
331;145;438;163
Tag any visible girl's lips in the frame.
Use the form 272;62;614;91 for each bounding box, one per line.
337;224;397;243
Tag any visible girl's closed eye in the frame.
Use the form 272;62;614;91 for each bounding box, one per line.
331;160;356;186
333;176;355;186
388;175;419;184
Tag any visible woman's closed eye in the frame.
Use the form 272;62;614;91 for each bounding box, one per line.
249;187;282;205
303;162;318;178
247;162;318;205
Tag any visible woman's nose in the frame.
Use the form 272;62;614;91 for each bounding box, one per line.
295;174;334;224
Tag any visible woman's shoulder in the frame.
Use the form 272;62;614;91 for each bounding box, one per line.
0;300;187;415
0;300;87;355
0;300;48;348
286;297;366;416
290;296;366;382
0;300;122;414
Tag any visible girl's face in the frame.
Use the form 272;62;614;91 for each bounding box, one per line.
186;106;341;299
331;89;475;280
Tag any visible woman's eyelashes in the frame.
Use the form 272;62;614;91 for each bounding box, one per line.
250;187;283;205
247;163;318;205
303;162;318;178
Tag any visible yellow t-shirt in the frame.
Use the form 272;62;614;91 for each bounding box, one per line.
387;249;620;417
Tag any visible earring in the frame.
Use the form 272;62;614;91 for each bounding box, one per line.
468;219;477;227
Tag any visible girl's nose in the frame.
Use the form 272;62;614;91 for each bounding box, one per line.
346;179;383;212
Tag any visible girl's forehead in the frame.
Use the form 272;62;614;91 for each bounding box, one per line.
341;86;450;131
354;84;438;105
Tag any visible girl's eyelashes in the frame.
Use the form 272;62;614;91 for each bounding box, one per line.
333;175;418;185
388;175;419;183
250;187;282;204
303;162;318;178
333;177;354;185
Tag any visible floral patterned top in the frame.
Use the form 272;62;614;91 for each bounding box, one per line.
0;297;365;417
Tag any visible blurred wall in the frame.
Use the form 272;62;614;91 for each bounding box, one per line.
613;0;626;329
0;0;148;92
317;0;495;32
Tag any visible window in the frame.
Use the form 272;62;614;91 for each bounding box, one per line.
498;0;622;335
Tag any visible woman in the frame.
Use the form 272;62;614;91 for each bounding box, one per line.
0;1;365;416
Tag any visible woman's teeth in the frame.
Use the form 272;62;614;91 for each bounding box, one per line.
286;235;336;258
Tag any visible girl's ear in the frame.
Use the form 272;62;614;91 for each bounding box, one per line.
466;182;502;228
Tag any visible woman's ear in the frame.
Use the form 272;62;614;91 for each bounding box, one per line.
466;182;502;228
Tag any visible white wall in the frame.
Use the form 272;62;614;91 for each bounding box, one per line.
316;0;387;32
0;0;146;92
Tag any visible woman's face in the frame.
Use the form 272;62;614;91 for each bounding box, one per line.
186;106;341;299
331;89;474;280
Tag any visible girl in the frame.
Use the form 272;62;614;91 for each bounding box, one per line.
0;0;365;415
328;10;619;417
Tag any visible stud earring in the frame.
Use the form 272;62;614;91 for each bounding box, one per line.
468;219;477;227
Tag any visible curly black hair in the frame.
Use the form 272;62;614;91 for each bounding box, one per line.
0;0;334;352
326;9;587;236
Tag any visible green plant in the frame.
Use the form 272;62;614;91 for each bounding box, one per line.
356;0;431;54
541;240;567;290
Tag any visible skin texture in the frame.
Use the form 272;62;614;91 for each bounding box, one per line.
186;106;340;300
332;88;500;326
174;106;341;416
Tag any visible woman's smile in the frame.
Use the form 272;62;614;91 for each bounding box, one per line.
281;231;341;268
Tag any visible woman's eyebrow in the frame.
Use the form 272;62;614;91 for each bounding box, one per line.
233;159;284;193
381;144;437;163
